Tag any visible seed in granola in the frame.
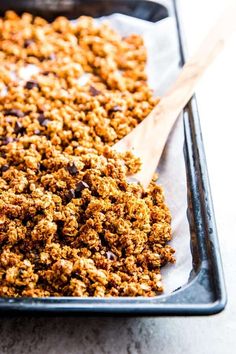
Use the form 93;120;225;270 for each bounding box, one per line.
4;109;24;118
14;121;25;135
74;181;89;197
25;80;40;90
89;86;101;96
34;129;41;135
67;162;78;176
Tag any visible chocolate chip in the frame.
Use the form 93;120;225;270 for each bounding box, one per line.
39;163;47;171
65;182;89;202
18;269;24;277
24;39;34;48
89;86;101;96
100;234;108;247
66;189;75;202
74;181;89;198
25;80;40;90
0;151;6;158
38;113;49;127
108;105;122;114
1;137;14;145
106;251;117;261
38;113;46;124
42;119;50;127
14;121;25;135
0;164;9;173
67;162;78;176
15;121;22;132
4;109;24;118
56;220;65;240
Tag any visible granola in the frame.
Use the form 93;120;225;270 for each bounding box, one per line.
0;11;174;297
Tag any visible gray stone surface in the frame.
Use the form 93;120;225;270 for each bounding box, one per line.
0;303;234;354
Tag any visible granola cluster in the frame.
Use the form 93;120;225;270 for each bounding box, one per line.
0;11;174;297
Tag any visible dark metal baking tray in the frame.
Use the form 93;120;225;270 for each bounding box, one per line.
0;0;226;315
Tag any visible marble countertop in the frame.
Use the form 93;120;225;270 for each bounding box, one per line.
0;1;235;353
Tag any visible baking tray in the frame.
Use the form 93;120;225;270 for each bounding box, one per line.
0;0;226;315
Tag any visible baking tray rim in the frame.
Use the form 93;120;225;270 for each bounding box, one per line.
0;0;227;315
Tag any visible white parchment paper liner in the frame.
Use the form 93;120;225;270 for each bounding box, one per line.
97;14;192;294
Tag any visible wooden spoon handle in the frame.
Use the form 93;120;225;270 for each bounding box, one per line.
114;6;236;189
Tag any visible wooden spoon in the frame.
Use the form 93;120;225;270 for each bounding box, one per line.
114;7;236;189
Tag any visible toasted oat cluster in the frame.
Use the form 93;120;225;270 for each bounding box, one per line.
0;11;174;297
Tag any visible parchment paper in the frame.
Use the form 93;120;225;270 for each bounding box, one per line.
98;14;192;294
